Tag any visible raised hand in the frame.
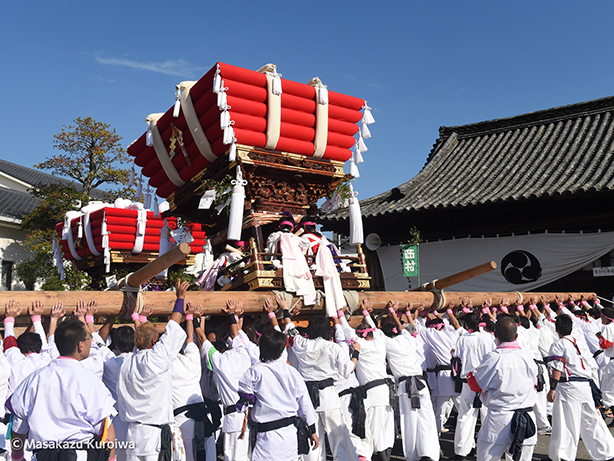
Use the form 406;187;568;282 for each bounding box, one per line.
29;300;44;317
5;299;22;318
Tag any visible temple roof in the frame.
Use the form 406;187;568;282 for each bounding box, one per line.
322;95;614;223
0;188;41;221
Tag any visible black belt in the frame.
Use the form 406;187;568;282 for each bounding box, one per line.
250;416;314;456
304;377;335;408
426;364;452;374
592;349;603;358
343;378;395;440
534;359;546;365
224;404;237;415
398;375;426;408
559;376;590;383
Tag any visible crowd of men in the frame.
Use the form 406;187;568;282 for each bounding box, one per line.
2;286;614;461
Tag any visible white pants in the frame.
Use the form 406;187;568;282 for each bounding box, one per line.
340;393;368;457
398;388;440;461
304;408;358;461
601;359;614;407
433;394;460;433
364;405;395;454
223;431;250;461
454;383;487;457
477;439;534;461
549;396;614;461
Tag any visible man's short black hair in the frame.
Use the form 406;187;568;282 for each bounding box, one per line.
17;332;42;354
110;326;135;353
495;316;517;343
307;316;332;341
588;307;602;320
381;323;400;338
259;330;287;362
464;313;481;331
555;314;573;337
519;316;530;330
55;319;88;357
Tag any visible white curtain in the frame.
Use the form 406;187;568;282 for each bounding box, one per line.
377;232;614;292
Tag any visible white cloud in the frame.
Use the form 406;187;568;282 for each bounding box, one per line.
95;56;204;78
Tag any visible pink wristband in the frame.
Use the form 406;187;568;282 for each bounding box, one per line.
31;315;42;323
337;310;345;319
268;312;276;319
517;306;524;312
185;314;193;321
362;310;370;317
582;300;589;307
131;312;139;321
388;307;395;314
3;318;14;326
482;308;489;315
139;315;148;323
85;315;94;323
500;306;509;313
491;307;497;312
446;309;453;315
529;304;537;310
463;307;471;314
596;299;601;305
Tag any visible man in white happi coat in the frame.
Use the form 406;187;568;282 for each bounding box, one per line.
238;329;318;461
548;314;614;461
103;323;135;461
170;302;211;461
383;301;440;461
7;318;117;461
287;313;359;461
419;312;461;434
340;300;395;461
468;316;538;461
451;311;495;460
598;307;614;413
117;280;189;461
199;299;251;461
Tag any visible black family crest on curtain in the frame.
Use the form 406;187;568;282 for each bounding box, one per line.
501;250;542;284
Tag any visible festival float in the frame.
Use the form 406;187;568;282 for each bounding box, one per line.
120;61;374;308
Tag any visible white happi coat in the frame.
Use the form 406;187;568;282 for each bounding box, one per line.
420;324;460;396
172;342;204;461
548;334;614;461
600;322;614;406
103;352;132;461
473;342;537;448
4;319;50;392
289;335;355;411
8;357;117;443
238;358;317;461
117;320;187;457
202;335;251;433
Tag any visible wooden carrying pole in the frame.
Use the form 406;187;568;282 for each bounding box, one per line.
412;261;497;291
0;291;595;317
124;242;192;288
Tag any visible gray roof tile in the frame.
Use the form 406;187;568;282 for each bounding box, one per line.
322;94;614;223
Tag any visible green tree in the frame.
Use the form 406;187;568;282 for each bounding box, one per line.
36;116;131;199
16;116;132;290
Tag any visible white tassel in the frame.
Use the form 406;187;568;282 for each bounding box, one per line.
229;142;237;162
62;217;70;240
134;174;143;199
355;146;364;164
154;196;159;218
173;85;181;118
348;184;364;245
52;236;57;255
357;134;368;153
227;169;247;241
101;216;107;239
104;247;110;273
128;164;135;187
220;110;231;129
146;125;153;147
350;157;360;178
158;219;171;277
77;217;83;239
223;124;235;145
362;102;376;125
318;85;329;104
361;122;371;139
213;64;222;93
143;190;152;209
272;72;283;95
217;86;228;109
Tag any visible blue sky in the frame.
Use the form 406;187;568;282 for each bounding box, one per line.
2;1;614;201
